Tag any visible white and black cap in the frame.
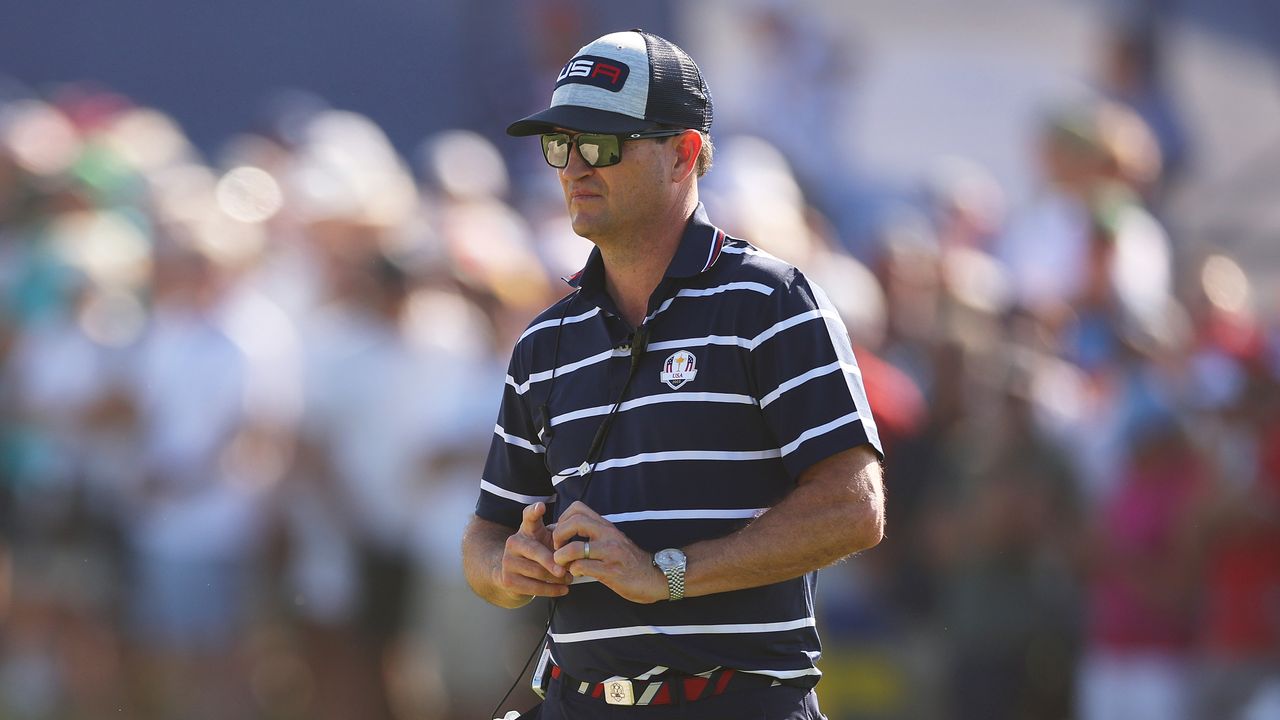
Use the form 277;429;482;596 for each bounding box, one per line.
507;29;713;136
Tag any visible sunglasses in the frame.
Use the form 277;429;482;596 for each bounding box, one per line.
539;129;687;169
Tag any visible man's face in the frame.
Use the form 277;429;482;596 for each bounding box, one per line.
554;130;673;243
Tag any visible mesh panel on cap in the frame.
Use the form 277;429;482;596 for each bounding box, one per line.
638;31;713;132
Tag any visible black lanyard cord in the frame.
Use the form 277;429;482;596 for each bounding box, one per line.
536;291;579;463
574;322;648;501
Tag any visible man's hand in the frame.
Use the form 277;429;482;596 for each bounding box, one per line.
495;502;572;602
551;501;667;604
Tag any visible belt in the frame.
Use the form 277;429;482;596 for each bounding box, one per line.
550;662;779;706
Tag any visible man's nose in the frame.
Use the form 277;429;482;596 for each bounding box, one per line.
560;142;595;178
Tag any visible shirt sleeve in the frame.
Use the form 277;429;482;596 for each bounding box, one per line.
475;350;555;529
750;270;883;480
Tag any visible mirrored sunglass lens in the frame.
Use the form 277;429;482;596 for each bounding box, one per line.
542;135;570;166
578;135;620;167
578;139;602;166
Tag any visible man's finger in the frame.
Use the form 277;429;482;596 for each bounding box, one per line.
504;555;570;585
564;558;606;578
501;572;570;598
557;500;605;523
552;538;594;567
507;532;565;578
519;501;548;535
552;514;607;549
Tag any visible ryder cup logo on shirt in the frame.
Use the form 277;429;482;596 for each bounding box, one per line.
660;350;698;389
555;54;630;93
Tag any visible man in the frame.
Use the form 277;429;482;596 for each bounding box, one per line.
462;29;884;719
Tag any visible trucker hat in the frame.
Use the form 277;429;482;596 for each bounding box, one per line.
506;29;713;137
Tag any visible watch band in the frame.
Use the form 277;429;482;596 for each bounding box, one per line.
654;549;686;601
665;563;685;601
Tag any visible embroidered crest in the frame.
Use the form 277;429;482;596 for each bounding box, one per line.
660;350;698;390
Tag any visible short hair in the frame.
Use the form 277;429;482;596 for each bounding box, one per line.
658;129;713;177
694;131;714;177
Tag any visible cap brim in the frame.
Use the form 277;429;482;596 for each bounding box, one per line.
506;105;660;137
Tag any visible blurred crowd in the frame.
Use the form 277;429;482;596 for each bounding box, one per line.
2;16;1279;720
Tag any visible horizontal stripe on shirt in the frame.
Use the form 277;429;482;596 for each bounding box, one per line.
759;360;861;409
719;244;771;258
494;424;545;454
479;479;555;505
551;448;782;486
779;411;862;457
516;306;601;344
543;407;862;485
601;507;766;524
742;667;823;680
505;347;616;395
750;308;841;350
643;281;775;324
550;391;758;428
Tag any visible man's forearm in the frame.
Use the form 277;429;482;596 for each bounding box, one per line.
681;445;884;598
461;516;534;609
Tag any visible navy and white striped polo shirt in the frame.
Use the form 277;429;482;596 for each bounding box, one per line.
476;203;882;688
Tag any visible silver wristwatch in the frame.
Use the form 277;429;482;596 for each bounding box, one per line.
652;548;687;601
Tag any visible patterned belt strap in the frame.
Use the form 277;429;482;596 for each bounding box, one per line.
549;663;776;706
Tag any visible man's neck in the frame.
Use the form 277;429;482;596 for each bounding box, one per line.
598;195;696;328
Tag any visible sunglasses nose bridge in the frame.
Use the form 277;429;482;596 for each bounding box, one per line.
562;138;600;175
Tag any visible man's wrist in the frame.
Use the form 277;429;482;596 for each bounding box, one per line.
491;559;533;608
647;563;669;603
495;584;534;608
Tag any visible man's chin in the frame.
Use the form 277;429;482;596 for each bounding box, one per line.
568;214;603;239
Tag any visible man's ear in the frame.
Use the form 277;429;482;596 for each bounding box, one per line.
671;130;701;182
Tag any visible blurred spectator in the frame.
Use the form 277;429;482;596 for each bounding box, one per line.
873;207;944;393
277;114;520;720
925;155;1006;254
718;1;865;241
812;246;926;458
995;105;1101;318
1183;256;1280;720
1097;21;1191;207
1077;409;1207;720
285;250;459;719
122;224;298;719
418;129;557;350
0;98;144;719
704;134;820;270
927;353;1082;720
998;101;1175;380
1191;359;1280;719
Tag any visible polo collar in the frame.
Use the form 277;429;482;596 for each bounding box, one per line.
563;203;727;293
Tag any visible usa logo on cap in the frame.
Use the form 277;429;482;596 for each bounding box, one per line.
556;54;630;93
660;350;698;389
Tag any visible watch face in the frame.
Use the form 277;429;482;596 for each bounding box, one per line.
654;549;685;569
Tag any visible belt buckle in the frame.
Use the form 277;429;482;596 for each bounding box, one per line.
603;679;635;706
